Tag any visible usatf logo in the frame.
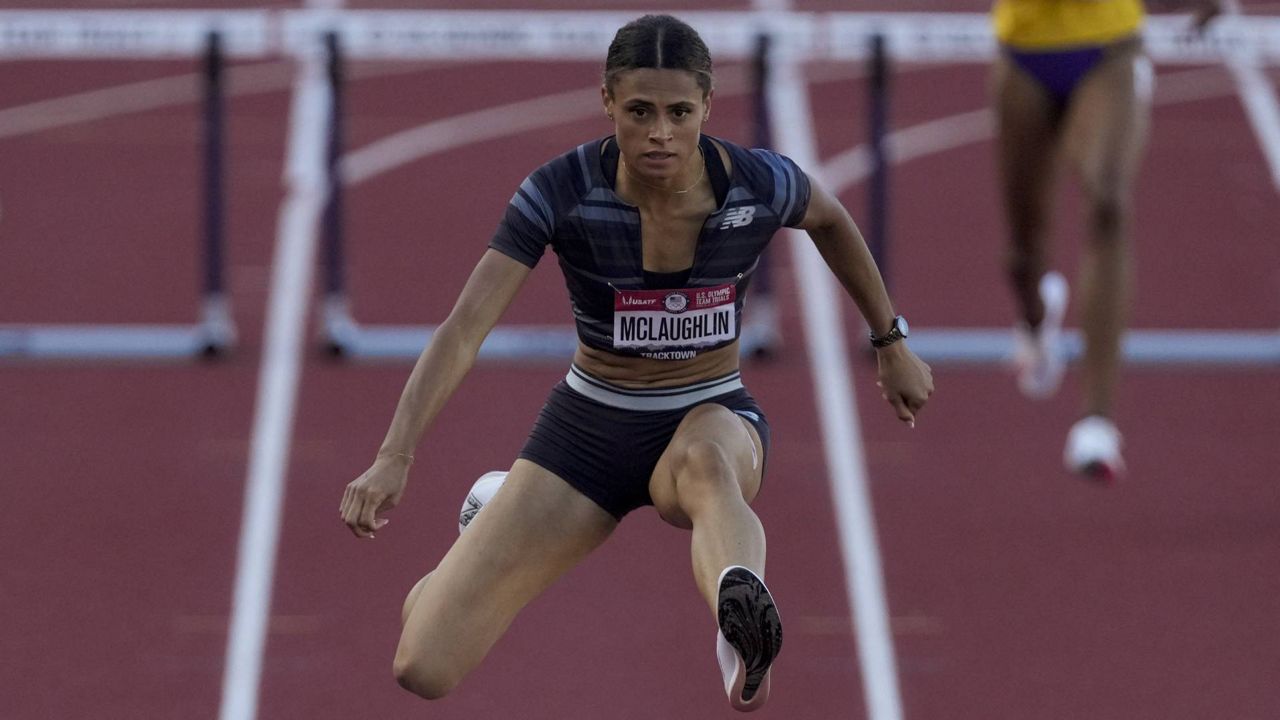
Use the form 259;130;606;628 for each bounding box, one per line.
719;206;756;229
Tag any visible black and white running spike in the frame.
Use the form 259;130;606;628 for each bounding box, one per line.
716;566;782;712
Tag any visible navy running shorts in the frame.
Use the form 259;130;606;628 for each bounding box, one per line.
518;364;770;520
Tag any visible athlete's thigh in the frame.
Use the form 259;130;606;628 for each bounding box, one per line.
649;403;764;529
399;459;617;666
991;52;1063;218
1064;43;1152;197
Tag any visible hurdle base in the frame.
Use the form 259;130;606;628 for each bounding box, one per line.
0;323;232;360
905;327;1280;365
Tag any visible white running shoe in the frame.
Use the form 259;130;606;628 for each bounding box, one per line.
1064;416;1125;483
457;470;506;534
1013;270;1069;399
404;471;508;625
715;566;782;713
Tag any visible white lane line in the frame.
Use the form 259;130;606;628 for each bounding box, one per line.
1221;3;1280;192
768;42;905;720
1230;65;1280;190
216;38;332;720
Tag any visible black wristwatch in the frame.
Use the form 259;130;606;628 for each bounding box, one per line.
869;315;909;348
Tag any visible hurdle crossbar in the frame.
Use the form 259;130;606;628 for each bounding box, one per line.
3;10;1276;362
0;25;236;360
904;328;1280;365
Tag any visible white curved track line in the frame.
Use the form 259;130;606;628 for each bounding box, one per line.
341;63;1251;199
341;85;603;185
0;61;443;141
821;109;992;195
0;63;288;141
821;65;1252;195
342;65;748;186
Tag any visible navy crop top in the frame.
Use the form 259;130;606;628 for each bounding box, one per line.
488;134;810;360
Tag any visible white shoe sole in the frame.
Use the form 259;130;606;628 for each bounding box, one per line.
716;566;782;712
458;470;506;534
1064;416;1125;484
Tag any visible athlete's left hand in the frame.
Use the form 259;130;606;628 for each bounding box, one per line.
875;343;934;428
1190;0;1224;30
1152;0;1224;30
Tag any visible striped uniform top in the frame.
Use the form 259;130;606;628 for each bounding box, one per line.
993;0;1145;50
489;134;810;360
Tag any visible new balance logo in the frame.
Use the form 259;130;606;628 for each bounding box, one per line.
719;206;756;229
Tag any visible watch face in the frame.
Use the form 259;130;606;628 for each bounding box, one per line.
896;315;908;338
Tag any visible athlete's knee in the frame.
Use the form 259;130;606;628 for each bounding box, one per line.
1003;192;1052;247
393;648;460;700
1085;193;1130;243
401;572;433;626
672;438;740;502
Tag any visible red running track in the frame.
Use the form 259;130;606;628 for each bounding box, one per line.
2;2;1278;718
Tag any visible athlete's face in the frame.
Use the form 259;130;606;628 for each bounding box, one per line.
603;68;711;186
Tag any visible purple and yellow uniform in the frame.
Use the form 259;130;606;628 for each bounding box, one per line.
993;0;1145;106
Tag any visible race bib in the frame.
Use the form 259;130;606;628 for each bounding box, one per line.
613;283;736;355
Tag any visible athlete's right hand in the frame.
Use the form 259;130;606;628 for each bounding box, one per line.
340;455;410;539
1150;0;1223;30
875;342;934;428
1190;0;1223;30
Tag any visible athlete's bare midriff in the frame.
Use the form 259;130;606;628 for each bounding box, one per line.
574;341;740;387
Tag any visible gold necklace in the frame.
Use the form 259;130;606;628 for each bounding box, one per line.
621;147;705;194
